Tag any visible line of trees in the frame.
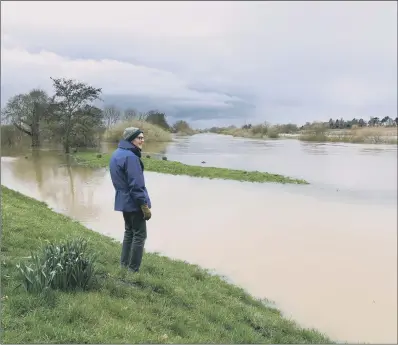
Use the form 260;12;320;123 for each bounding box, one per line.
1;77;104;153
102;107;170;130
1;77;196;152
327;116;397;129
206;115;397;136
206;122;300;135
301;116;398;130
102;106;195;134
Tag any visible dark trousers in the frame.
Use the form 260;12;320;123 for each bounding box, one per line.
121;211;147;272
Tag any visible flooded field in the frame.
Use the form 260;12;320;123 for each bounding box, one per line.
2;134;397;343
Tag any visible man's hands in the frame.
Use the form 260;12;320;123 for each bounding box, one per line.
141;204;152;220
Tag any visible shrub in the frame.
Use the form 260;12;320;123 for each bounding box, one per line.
274;123;299;134
145;111;171;131
251;124;268;136
104;120;172;143
172;120;196;135
299;126;328;142
267;128;280;139
16;237;97;294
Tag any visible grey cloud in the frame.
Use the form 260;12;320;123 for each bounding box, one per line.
101;93;255;124
1;1;396;126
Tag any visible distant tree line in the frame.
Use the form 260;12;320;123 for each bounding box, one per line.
301;116;398;130
207;122;300;135
205;115;397;137
102;106;195;134
1;77;195;152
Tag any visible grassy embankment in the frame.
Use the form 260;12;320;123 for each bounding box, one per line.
104;120;173;143
72;151;308;185
299;126;398;144
1;186;332;343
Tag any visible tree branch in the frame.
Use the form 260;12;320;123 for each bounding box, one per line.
13;121;32;136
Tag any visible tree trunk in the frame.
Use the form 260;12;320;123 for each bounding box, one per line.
64;112;73;153
64;137;70;153
12;105;41;147
31;103;41;147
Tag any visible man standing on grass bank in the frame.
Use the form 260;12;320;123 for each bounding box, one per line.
109;127;152;272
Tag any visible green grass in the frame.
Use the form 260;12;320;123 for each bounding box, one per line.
71;152;309;185
1;186;332;343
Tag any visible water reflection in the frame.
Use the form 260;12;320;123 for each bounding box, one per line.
4;151;106;220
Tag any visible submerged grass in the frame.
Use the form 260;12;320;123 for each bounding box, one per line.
1;186;332;343
71;152;309;185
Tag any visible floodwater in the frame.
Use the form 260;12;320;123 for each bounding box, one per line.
1;134;397;344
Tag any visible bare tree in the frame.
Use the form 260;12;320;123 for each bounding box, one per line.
103;105;121;128
138;111;149;121
123;108;138;121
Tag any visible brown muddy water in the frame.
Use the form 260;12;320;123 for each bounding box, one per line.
1;134;397;344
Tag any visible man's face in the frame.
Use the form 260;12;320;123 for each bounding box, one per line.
132;134;144;149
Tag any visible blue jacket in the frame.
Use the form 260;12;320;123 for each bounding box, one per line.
109;140;151;212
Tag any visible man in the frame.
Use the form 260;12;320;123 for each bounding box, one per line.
109;127;152;272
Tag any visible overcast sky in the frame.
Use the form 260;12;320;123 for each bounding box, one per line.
1;1;396;127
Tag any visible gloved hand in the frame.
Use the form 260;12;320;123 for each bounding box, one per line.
141;204;151;220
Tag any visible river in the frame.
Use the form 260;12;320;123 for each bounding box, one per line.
1;133;397;344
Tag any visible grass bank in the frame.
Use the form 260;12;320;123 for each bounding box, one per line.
1;185;331;343
104;120;172;143
72;152;309;184
299;127;398;145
